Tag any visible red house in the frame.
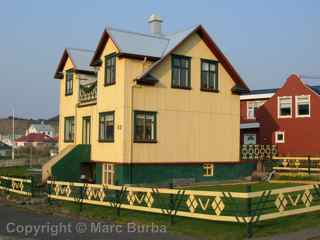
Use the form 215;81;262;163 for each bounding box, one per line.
240;74;320;156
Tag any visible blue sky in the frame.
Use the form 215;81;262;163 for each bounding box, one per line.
0;0;319;118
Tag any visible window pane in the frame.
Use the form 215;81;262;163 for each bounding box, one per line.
172;68;179;86
298;104;309;115
279;98;292;116
202;62;209;71
99;112;114;141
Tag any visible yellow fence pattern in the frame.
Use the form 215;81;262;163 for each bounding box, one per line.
0;176;32;196
273;156;320;173
47;180;320;224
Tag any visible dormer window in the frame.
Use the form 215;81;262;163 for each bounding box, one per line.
104;53;116;86
171;55;191;89
65;69;73;96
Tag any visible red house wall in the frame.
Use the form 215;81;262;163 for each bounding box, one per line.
256;74;320;156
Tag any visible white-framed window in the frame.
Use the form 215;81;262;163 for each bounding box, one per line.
275;131;285;143
103;163;115;185
203;164;214;176
296;95;310;118
278;96;292;118
244;133;257;145
247;101;264;119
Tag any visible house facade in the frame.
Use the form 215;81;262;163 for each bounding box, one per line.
240;74;320;156
46;16;255;185
26;122;55;137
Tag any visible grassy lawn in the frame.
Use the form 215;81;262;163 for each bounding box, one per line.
0;166;32;177
184;182;302;192
50;182;318;240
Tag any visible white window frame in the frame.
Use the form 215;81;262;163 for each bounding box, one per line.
102;163;115;185
247;101;264;119
278;96;292;119
275;131;285;143
203;164;214;176
295;95;311;118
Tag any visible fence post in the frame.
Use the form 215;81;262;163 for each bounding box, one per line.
308;156;311;175
246;184;253;239
115;181;121;217
169;182;174;225
30;176;34;197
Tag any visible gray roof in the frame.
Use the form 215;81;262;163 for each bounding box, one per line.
106;25;198;58
66;48;95;72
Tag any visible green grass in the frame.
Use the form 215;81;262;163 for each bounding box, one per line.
184;182;301;192
0;166;31;177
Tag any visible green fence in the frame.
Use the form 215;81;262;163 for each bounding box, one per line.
0;176;33;196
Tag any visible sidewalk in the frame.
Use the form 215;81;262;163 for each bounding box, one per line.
252;228;320;240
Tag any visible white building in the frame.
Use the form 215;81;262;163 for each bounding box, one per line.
26;122;55;137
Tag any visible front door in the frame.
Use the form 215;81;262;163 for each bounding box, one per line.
82;116;91;144
244;133;257;145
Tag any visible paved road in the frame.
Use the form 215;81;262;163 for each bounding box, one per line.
0;204;194;240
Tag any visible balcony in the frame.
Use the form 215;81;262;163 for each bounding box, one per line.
78;80;97;107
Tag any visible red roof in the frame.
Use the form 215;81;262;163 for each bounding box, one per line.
16;133;57;143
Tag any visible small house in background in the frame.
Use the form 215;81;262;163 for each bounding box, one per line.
0;141;11;157
240;74;320;156
15;133;57;147
26;122;55;137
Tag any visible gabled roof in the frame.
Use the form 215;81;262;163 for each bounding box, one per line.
16;133;56;143
54;48;96;79
90;25;249;91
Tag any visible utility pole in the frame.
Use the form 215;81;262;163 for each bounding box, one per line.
11;108;15;161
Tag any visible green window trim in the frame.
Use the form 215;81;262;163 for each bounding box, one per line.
104;53;116;86
65;69;73;96
201;59;219;92
64;116;75;143
134;111;157;143
99;111;115;142
171;55;191;90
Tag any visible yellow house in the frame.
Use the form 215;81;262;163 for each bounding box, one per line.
44;15;254;185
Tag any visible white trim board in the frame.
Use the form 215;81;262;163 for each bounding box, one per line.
240;122;260;129
240;93;274;100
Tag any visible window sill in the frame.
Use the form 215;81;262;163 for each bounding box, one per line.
200;88;219;93
171;86;192;90
104;82;116;87
278;115;292;119
98;140;114;143
134;140;158;144
65;93;73;96
296;115;311;118
64;140;74;143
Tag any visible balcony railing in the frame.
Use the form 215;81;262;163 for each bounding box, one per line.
79;81;97;106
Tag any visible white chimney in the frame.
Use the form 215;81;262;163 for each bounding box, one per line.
148;14;163;35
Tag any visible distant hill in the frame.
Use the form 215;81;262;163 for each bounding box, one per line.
0;115;59;136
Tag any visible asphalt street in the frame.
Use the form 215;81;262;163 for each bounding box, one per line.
0;204;194;240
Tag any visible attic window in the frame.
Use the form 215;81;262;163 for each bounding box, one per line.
171;55;191;89
104;53;116;86
278;96;292;118
65;69;73;96
296;95;310;117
